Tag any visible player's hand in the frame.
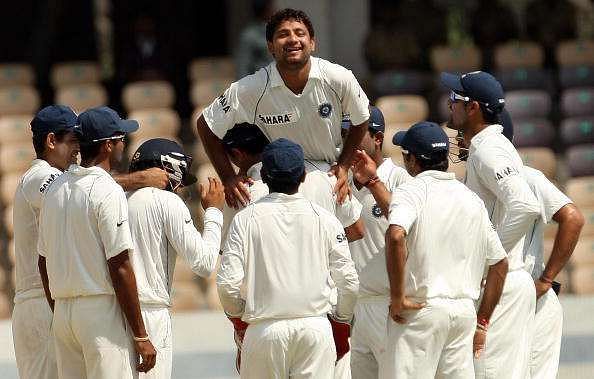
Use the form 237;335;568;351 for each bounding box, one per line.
389;297;425;324
535;278;552;299
200;177;225;210
140;167;169;190
134;339;157;373
351;150;378;185
328;164;351;204
473;328;487;358
222;174;251;209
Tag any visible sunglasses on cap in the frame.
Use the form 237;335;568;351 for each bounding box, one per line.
92;134;126;143
449;91;470;103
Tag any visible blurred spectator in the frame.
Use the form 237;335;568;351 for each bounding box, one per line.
121;14;166;81
526;0;577;67
235;0;274;78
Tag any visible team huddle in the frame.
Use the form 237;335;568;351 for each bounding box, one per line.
11;7;585;379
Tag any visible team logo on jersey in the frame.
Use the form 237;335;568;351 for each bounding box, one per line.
258;112;296;126
371;204;383;218
318;103;332;118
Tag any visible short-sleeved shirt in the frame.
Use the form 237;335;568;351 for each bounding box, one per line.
389;170;506;301
202;57;370;163
13;159;61;302
522;167;572;279
465;125;541;271
38;165;133;299
349;158;411;298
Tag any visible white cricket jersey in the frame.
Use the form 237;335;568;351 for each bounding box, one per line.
465;125;541;271
217;192;359;323
127;187;223;307
349;158;411;297
38;165;133;298
202;57;370;163
389;170;507;300
13;159;61;303
522;167;572;279
222;161;362;240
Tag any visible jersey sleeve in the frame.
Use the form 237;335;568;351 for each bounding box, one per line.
473;147;541;252
217;214;247;317
388;179;424;235
202;81;253;139
96;184;134;260
163;194;222;277
340;70;370;126
22;167;61;210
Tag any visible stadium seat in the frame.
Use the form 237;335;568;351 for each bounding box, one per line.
50;61;101;88
122;81;175;112
559;65;594;89
429;45;481;73
571;237;594;265
571;265;594;294
561;87;594;118
0;172;21;206
0;143;34;173
567;144;594;177
371;70;430;96
518;147;556;179
190;106;206;139
375;95;429;124
556;40;594;67
190;78;233;107
0;115;33;144
129;108;180;140
505;90;551;119
566;176;594;208
495;68;553;91
494;41;544;69
561;117;594;147
0;86;40;115
0;63;34;86
512;118;555;148
188;57;235;82
55;84;108;114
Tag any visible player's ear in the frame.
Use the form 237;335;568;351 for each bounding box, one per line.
374;131;384;147
46;132;57;150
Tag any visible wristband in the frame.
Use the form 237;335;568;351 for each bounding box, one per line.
133;335;150;342
477;317;489;331
539;275;554;285
364;176;380;187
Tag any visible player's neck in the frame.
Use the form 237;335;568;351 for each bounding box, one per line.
277;59;311;95
81;156;111;172
463;121;487;144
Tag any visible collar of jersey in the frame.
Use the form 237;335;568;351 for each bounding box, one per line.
67;164;111;177
270;57;322;88
416;170;455;180
247;162;263;181
469;124;504;152
265;191;305;201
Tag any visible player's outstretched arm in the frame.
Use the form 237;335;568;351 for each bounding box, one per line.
38;256;54;311
197;115;250;208
114;167;168;191
331;121;369;204
537;204;584;297
108;251;157;373
352;150;392;217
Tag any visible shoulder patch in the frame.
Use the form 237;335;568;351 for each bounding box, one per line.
494;166;519;181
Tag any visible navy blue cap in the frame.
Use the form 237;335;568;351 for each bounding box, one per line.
369;105;385;133
392;121;449;159
78;106;139;143
441;71;506;115
31;105;80;136
261;138;305;183
499;109;514;142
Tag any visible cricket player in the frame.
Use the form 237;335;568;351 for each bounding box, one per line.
38;106;156;378
442;71;541;378
344;106;412;378
196;8;370;208
217;138;359;378
126;138;225;378
12;105;167;379
376;121;508;378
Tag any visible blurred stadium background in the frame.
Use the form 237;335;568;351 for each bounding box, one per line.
0;0;593;377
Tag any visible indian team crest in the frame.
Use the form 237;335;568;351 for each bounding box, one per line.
318;102;332;118
371;203;383;217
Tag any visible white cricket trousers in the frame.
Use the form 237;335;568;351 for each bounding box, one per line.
140;306;172;379
350;296;389;379
53;294;137;379
240;316;337;379
474;269;536;379
12;296;58;379
382;297;476;379
530;288;563;379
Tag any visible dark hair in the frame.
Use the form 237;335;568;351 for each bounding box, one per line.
479;104;501;124
416;151;449;172
265;178;301;194
222;124;270;155
266;8;315;42
79;141;103;162
32;130;70;158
